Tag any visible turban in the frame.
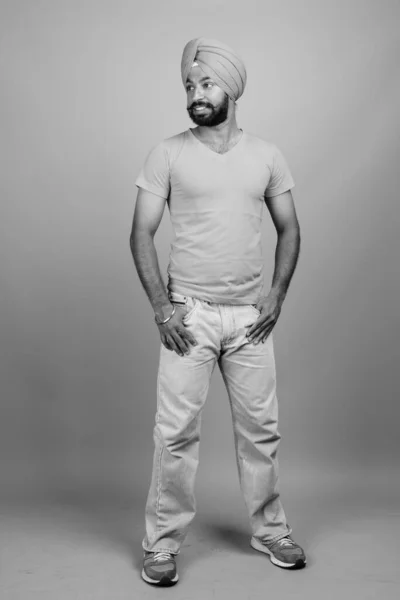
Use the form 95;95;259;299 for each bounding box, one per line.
181;37;247;101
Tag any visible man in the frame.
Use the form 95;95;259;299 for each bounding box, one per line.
130;37;306;587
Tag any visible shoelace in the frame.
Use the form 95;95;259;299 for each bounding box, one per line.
153;551;173;562
274;537;296;548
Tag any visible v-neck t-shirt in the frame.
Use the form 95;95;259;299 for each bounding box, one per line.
135;128;295;305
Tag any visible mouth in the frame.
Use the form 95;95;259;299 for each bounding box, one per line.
192;105;211;113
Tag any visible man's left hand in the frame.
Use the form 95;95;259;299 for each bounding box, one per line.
245;292;283;344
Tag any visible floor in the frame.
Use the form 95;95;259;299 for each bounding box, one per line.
0;468;399;600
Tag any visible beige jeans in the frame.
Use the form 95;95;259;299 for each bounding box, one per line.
142;291;291;554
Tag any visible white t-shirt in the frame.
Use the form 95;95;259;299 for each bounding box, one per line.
135;128;295;304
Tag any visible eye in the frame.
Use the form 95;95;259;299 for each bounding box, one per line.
186;85;194;91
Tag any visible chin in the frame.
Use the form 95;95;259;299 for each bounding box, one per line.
189;112;214;126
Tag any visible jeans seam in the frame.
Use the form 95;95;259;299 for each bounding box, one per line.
155;367;161;424
154;430;164;535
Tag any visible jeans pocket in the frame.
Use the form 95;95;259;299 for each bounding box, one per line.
170;294;199;322
182;297;199;322
249;304;261;317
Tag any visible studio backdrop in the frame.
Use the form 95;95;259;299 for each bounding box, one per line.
0;0;399;504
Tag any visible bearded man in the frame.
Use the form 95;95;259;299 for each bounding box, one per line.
130;37;306;587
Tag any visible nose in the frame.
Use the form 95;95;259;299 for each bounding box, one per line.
192;86;205;102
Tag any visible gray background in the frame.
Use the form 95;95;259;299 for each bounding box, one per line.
1;0;399;598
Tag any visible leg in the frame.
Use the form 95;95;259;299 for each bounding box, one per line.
218;306;291;543
142;296;217;554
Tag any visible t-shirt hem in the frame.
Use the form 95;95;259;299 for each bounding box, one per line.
135;178;169;199
264;182;295;198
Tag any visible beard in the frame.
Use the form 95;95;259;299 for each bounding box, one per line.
187;93;230;126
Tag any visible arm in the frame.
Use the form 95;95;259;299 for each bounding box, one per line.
246;189;300;343
129;188;173;322
266;189;301;303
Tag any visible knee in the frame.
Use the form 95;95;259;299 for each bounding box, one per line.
154;415;200;452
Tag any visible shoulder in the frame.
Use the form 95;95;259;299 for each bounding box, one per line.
243;131;280;157
154;130;188;152
147;131;188;166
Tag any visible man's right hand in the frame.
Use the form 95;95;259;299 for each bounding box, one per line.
156;304;198;356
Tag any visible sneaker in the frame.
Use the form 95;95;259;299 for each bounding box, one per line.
250;535;306;569
141;550;179;586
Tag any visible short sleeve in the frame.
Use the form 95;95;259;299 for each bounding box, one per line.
135;142;170;199
264;146;295;197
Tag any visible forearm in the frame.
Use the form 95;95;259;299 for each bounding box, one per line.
270;225;301;303
130;231;172;319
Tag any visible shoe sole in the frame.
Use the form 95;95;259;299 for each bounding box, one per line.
250;537;306;569
141;568;179;586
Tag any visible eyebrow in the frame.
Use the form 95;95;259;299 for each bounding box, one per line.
186;76;212;84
